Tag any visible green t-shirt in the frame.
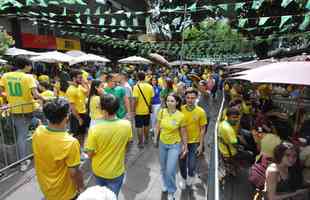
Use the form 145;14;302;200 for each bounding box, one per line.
104;86;127;119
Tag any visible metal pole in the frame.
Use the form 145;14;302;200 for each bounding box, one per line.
180;3;188;66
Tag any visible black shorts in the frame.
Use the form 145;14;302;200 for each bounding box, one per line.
69;113;90;136
135;114;150;128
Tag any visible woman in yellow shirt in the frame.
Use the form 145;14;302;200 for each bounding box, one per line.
156;93;188;200
87;80;104;127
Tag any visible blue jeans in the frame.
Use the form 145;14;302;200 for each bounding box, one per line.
159;141;181;194
179;143;199;179
95;174;125;196
12;114;32;159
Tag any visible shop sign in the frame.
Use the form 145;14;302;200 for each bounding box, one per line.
56;38;81;51
21;33;56;49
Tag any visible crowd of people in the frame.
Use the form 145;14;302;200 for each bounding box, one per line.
0;56;221;200
219;80;310;199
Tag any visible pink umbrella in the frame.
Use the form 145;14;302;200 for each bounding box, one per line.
231;62;310;86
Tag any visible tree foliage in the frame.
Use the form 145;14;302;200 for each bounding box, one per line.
183;18;253;56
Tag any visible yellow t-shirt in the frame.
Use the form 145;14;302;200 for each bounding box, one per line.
0;71;36;113
41;90;55;99
132;82;154;115
54;82;66;97
85;119;132;179
66;85;87;114
181;105;208;144
218;120;238;157
82;70;89;82
157;109;185;144
32;126;80;200
89;95;104;120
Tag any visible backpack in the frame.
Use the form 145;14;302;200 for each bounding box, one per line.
248;155;272;189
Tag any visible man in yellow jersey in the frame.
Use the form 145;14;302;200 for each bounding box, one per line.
85;94;132;196
179;88;207;189
33;98;84;200
0;56;44;171
132;71;154;148
66;69;89;146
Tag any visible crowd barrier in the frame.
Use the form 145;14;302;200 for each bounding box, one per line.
0;102;42;174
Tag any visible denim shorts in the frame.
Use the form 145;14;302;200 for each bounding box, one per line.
95;173;125;196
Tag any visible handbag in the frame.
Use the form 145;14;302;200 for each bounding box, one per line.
137;84;152;114
248;155;272;189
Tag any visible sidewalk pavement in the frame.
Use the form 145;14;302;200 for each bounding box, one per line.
0;142;207;200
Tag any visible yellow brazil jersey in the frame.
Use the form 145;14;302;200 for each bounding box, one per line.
38;75;50;83
32;126;80;200
54;82;66;97
0;71;36;113
85;119;132;179
89;95;104;120
41;90;55;99
181;105;208;144
132;82;154;115
66;85;87;114
158;77;165;88
218;120;238;157
157;108;185;145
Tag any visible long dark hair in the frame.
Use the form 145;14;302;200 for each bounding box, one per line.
87;80;102;113
165;92;182;111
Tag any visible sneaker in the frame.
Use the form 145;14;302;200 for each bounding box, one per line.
20;159;31;172
167;193;175;200
179;177;187;190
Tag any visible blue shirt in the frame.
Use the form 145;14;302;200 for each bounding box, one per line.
152;85;161;105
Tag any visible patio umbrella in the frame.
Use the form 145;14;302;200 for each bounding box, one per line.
224;58;275;70
69;54;110;66
148;53;170;68
31;51;74;63
0;58;7;64
230;62;310;86
5;47;40;56
66;50;86;57
118;56;152;65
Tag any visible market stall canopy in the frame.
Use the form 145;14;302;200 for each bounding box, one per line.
230;62;310;86
66;50;86;58
118;56;152;64
69;54;110;65
30;51;74;63
5;47;41;56
225;58;276;69
170;60;214;66
0;58;7;64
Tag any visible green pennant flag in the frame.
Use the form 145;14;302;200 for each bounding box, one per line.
26;0;35;6
299;15;310;30
218;4;228;11
235;2;246;11
110;18;117;26
281;0;294;8
95;7;101;15
259;17;269;26
188;2;197;12
279;15;292;28
84;8;90;15
99;18;105;26
133;17;138;26
126;27;133;32
252;0;264;10
87;16;91;25
76;17;81;24
62;7;67;16
306;1;310;10
238;18;248;28
280;26;290;33
37;0;48;7
120;20;127;27
49;12;56;18
8;0;23;8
